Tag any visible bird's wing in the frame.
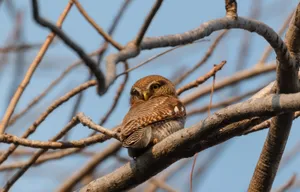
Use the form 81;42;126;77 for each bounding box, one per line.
120;96;186;140
122;125;152;148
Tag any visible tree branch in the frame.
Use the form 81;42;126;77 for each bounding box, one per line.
80;92;300;191
57;142;122;192
248;3;300;191
72;0;123;50
31;0;106;95
134;0;163;46
105;16;292;93
3;115;80;192
0;80;96;165
0;1;73;134
177;61;226;95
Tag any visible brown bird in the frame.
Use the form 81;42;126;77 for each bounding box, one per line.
119;75;186;158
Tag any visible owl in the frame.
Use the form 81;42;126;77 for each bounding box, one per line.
119;75;186;158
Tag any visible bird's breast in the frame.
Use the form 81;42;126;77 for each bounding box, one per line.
150;118;185;144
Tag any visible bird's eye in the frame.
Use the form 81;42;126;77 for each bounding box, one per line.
130;88;139;96
151;83;161;90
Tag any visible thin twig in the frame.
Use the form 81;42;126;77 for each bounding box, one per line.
274;174;297;192
8;49;101;127
189;68;216;192
77;113;121;140
0;62;129;171
177;61;226;95
174;30;228;85
182;63;276;105
187;82;271;116
0;42;47;53
149;179;177;192
99;62;129;125
72;0;123;50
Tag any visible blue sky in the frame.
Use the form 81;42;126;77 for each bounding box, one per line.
1;0;300;191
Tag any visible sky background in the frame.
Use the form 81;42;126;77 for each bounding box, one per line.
0;0;300;191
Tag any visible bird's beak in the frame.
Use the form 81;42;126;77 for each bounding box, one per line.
143;91;150;101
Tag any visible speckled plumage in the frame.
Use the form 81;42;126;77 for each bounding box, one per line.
119;75;186;158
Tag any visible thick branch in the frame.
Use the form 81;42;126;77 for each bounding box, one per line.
80;92;300;191
105;17;292;92
248;3;300;192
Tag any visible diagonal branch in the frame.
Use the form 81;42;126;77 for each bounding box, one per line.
134;0;163;46
0;1;73;134
31;0;106;95
77;113;121;141
72;0;123;50
174;30;228;86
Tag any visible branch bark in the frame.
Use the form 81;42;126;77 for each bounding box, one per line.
248;3;300;192
79;91;300;192
105;16;292;92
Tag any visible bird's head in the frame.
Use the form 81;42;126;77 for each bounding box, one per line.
129;75;177;106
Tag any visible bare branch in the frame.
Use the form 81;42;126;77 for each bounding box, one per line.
0;1;74;134
105;16;292;92
176;61;226;95
149;179;177;192
182;63;276;105
135;0;163;46
3;115;80;192
258;11;294;65
72;0;123;50
0;42;49;53
65;0;131;140
274;174;297;192
0;80;96;165
80;92;300;191
57;142;122;192
187;82;270;116
248;3;300;191
174;30;228;85
31;0;106;95
77;113;121;141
